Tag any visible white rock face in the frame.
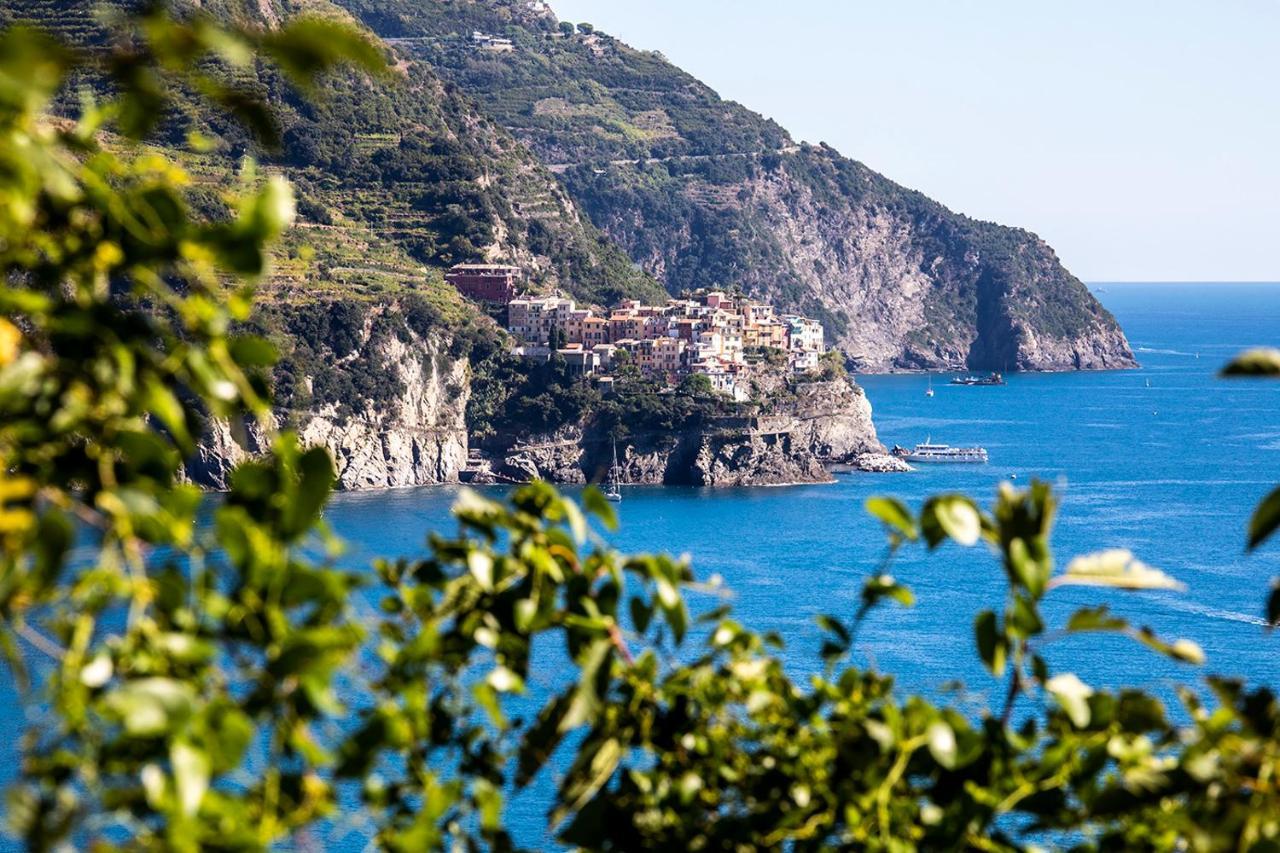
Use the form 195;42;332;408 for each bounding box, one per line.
190;331;468;491
577;152;1137;374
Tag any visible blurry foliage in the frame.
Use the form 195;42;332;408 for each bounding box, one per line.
1;6;1280;853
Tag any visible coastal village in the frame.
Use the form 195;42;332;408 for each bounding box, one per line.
444;263;826;401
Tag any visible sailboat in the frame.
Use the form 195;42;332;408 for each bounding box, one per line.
604;440;623;503
925;375;935;398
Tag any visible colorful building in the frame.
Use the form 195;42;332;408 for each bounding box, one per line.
505;289;827;391
445;264;520;304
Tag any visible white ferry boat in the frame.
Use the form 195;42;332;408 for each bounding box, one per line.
891;439;988;464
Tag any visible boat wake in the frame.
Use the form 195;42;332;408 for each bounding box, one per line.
1134;347;1199;357
1161;597;1269;628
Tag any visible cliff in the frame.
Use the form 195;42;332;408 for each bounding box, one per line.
19;0;1062;491
569;152;1136;372
190;344;890;490
488;376;885;487
189;308;471;490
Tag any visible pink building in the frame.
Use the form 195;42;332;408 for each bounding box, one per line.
445;264;520;304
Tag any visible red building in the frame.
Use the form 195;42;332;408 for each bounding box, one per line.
444;264;520;304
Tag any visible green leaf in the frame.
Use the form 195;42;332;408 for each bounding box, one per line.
815;614;851;645
553;737;623;828
562;498;587;544
926;721;957;769
31;509;73;595
170;740;210;817
1247;486;1280;551
1132;627;1206;666
629;596;653;633
261;16;387;91
487;666;525;694
582;487;619;531
1220;347;1280;376
923;496;982;547
514;597;538;632
79;654;113;689
865;496;916;541
975;610;1006;676
1066;606;1129;634
473;778;503;833
283;445;335;539
0;27;72;115
860;574;915;612
1169;639;1206;665
1007;536;1050;599
143;377;193;450
103;678;196;737
228;335;278;368
1046;673;1094;728
1007;595;1044;638
516;694;572;788
562;639;611;731
468;551;494;590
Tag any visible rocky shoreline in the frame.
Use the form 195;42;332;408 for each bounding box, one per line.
469;377;888;488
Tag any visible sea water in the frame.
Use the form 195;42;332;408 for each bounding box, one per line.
327;283;1280;697
3;283;1280;846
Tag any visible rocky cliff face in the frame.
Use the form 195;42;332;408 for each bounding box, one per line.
189;327;470;491
564;148;1135;374
492;377;883;487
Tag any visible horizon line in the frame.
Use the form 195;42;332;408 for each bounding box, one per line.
1086;280;1280;285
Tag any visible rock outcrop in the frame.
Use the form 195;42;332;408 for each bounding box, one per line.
189;330;469;491
490;376;884;487
850;453;914;474
189;339;899;491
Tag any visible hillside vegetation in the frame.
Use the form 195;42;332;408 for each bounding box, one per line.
2;0;674;444
341;0;1136;371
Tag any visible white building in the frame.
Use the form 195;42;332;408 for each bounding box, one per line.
785;315;824;373
508;296;577;345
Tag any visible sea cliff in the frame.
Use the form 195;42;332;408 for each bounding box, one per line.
485;377;885;487
189;324;471;491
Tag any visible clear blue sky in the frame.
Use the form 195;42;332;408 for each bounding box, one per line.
550;0;1280;282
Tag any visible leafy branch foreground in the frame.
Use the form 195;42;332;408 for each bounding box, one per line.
1;7;1280;852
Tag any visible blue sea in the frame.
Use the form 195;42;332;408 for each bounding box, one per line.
327;283;1280;696
4;282;1280;847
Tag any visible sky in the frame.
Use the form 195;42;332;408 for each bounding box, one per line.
549;0;1280;282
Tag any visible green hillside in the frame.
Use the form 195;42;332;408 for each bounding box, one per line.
3;0;674;434
0;0;664;303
